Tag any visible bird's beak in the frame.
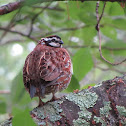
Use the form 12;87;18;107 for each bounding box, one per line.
59;40;64;44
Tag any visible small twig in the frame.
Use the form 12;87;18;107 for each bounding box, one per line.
28;3;52;37
96;2;106;31
76;0;80;8
0;27;37;42
0;90;10;94
66;2;70;20
0;39;24;45
41;24;86;37
0;9;21;42
96;2;126;65
32;6;64;11
96;66;126;74
0;25;85;45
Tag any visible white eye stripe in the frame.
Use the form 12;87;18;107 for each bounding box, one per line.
49;42;58;46
44;38;49;41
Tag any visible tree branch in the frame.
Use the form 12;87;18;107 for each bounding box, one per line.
0;27;37;42
28;3;52;37
32;5;65;11
1;76;126;125
0;9;21;42
0;1;23;15
96;66;126;74
96;2;126;66
41;24;86;37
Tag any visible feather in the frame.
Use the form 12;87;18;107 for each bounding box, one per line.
30;85;36;98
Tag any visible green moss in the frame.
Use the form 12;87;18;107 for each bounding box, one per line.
93;116;101;123
100;101;111;117
73;118;90;126
78;109;92;120
93;102;111;125
116;105;126;117
93;116;107;126
116;105;126;125
66;90;98;125
31;101;63;125
38;122;46;126
66;90;98;109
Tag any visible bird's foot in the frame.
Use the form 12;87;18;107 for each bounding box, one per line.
49;94;60;102
38;97;45;107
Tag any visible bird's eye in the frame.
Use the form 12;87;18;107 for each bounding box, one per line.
52;39;55;42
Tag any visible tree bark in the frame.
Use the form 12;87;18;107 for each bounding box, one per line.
1;76;126;126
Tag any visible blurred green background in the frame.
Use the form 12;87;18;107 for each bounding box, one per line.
0;0;126;125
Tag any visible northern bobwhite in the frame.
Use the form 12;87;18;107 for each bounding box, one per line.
23;35;72;106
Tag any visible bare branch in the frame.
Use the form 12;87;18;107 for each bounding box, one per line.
28;3;52;37
96;66;126;74
96;2;126;66
0;39;24;45
0;9;22;42
96;2;106;31
32;5;64;11
41;24;86;37
0;1;23;15
0;27;37;42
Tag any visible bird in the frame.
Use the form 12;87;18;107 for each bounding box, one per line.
23;35;72;106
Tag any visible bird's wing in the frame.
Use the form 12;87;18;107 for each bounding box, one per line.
39;49;61;82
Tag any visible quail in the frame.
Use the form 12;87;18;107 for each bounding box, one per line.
23;35;72;106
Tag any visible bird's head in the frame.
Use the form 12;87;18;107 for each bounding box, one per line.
40;35;64;48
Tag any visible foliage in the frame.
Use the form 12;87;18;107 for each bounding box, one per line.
0;1;126;125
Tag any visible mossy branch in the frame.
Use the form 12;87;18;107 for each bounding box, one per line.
1;76;126;126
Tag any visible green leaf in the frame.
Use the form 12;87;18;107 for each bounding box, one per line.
103;40;126;56
23;0;45;6
101;26;117;40
12;108;36;126
11;72;31;105
99;2;124;16
97;40;126;65
0;102;6;114
112;18;126;30
100;17;113;25
12;107;23;116
65;75;80;92
0;10;18;22
73;48;93;81
123;4;126;15
109;3;124;16
81;26;97;43
104;40;126;48
67;1;96;24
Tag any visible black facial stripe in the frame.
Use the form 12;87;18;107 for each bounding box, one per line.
46;35;61;40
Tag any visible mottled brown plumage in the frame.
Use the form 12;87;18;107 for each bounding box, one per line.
23;35;72;106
